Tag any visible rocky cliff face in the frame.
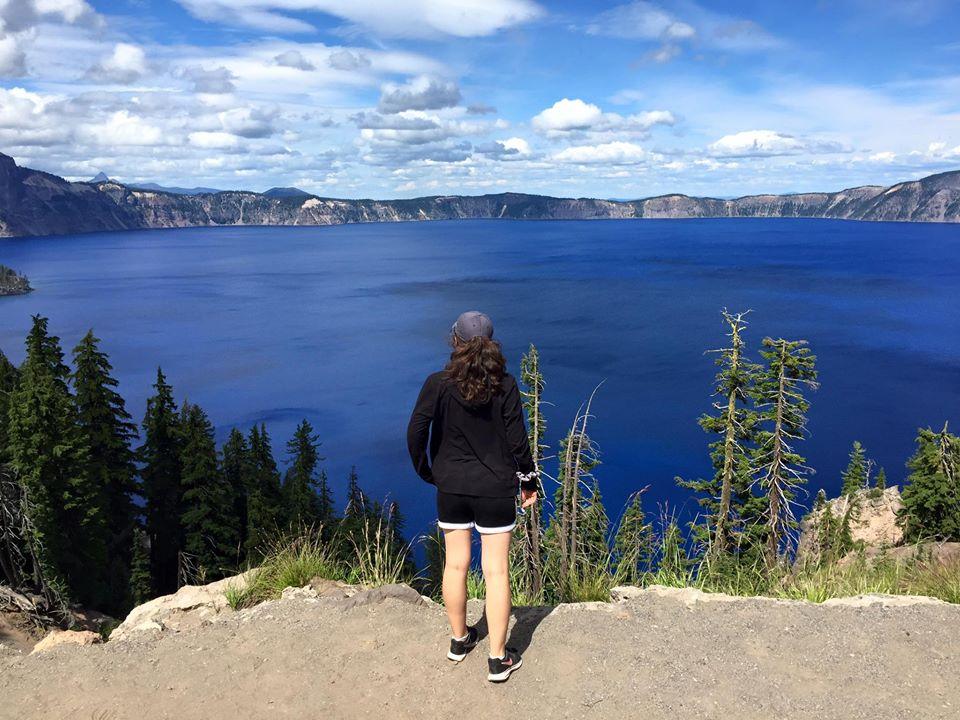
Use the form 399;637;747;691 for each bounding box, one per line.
1;152;958;239
797;486;960;567
797;486;905;565
0;264;32;295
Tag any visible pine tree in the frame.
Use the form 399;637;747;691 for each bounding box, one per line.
752;338;818;568
875;467;887;492
677;310;760;557
814;488;827;510
841;441;868;496
139;368;183;593
0;348;19;465
659;520;689;580
283;420;333;530
900;424;960;541
552;409;601;580
7;316;103;604
344;466;371;520
72;330;138;613
179;402;238;582
613;491;652;584
220;429;252;563
517;344;547;597
338;466;372;560
129;526;153;605
0;350;25;590
246;424;283;561
380;498;413;577
579;480;609;567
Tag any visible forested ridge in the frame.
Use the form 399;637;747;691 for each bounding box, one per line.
1;312;959;621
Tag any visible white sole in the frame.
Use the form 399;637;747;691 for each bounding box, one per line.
487;657;522;682
447;651;466;662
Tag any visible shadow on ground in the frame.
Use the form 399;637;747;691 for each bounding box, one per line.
472;605;554;656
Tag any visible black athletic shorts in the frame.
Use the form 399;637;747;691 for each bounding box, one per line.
437;491;516;534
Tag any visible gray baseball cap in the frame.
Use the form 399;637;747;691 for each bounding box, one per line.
452;310;494;341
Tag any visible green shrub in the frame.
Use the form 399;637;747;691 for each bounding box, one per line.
226;526;342;609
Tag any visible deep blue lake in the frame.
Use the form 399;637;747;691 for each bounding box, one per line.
1;218;958;542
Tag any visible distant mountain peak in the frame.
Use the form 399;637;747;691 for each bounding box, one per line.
263;187;312;199
90;172;110;183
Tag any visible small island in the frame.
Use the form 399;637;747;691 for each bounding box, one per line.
0;264;32;296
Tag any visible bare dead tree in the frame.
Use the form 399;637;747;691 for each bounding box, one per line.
517;345;549;598
557;383;603;580
0;466;69;620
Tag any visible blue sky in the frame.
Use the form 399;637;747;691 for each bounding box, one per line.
1;0;959;198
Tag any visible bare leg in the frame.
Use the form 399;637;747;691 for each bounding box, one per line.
442;528;472;638
480;530;511;658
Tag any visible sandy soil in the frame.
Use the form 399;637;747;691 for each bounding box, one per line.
1;590;958;720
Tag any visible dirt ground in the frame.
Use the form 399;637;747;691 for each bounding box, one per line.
2;590;959;720
0;610;41;653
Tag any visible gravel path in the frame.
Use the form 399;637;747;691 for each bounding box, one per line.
2;590;958;720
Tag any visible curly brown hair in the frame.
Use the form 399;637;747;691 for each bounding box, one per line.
443;335;507;405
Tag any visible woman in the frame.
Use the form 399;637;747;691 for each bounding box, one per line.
407;310;538;682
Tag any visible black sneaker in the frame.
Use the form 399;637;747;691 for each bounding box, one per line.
447;626;479;662
487;648;522;682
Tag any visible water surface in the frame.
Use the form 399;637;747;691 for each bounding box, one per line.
1;218;957;537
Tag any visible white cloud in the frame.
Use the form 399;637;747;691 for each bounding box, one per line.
174;0;543;38
188;130;241;149
532;98;603;133
584;1;780;62
273;49;315;71
168;41;444;102
85;42;147;83
378;76;461;113
0;86;69;145
586;1;694;41
0;30;26;74
552;141;647;164
647;43;681;63
532;98;674;136
30;0;92;23
476;136;531;159
501;137;530;155
327;48;369;71
80;110;164;146
0;0;97;75
218;106;278;138
927;141;960;158
709;130;805;157
179;65;236;94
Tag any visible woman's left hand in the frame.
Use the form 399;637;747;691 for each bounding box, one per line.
520;488;538;508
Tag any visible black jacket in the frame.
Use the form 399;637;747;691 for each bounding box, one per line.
407;371;536;498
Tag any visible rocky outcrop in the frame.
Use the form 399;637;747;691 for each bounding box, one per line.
0;265;31;295
31;629;101;653
797;486;905;564
1;152;958;238
797;486;960;567
110;572;430;643
840;540;960;567
110;572;253;642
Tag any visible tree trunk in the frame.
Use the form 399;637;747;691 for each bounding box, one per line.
714;324;742;555
765;343;787;569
